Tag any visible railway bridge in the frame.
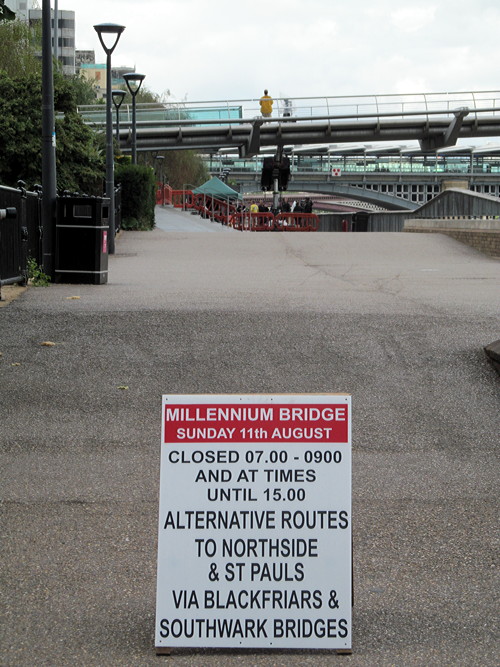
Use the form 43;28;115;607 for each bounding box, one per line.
213;148;500;210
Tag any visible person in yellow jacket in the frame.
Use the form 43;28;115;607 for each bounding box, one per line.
259;90;273;117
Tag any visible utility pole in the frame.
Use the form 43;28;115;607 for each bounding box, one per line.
41;0;57;278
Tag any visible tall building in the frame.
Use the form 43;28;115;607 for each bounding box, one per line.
29;8;76;76
4;0;36;22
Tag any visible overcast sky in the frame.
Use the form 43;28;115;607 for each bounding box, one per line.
63;0;498;103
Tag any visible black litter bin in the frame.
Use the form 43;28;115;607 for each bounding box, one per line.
55;196;110;284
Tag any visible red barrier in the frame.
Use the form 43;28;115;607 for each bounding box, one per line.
171;190;194;209
190;194;238;224
156;184;173;206
214;201;238;225
232;212;275;231
163;195;320;231
275;213;319;231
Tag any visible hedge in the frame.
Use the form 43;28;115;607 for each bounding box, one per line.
115;163;156;230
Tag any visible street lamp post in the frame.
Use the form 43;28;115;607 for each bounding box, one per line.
94;22;125;255
123;72;146;165
41;0;57;278
112;89;126;145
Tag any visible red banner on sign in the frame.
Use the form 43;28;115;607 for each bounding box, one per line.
163;403;349;443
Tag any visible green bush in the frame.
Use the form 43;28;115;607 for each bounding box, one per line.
115;164;156;230
27;257;50;286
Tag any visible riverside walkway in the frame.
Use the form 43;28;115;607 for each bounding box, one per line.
1;206;499;666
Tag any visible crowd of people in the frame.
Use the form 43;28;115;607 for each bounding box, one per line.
244;197;313;216
195;198;314;221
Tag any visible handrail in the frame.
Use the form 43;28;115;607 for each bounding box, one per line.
78;105;500;129
77;90;500;113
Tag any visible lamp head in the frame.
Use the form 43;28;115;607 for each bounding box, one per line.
111;89;126;109
123;72;146;97
93;23;125;55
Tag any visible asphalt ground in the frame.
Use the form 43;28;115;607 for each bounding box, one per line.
1;206;499;666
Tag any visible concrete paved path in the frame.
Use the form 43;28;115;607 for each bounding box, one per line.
155;206;239;233
1;207;499;666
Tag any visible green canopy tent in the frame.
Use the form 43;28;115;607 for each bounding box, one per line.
192;176;242;201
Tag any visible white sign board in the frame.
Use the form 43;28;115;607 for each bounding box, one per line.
156;394;352;650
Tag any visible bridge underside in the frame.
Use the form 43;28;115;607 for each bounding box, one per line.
127;114;500;157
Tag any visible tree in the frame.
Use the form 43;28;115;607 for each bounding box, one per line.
117;86;209;188
69;74;99;106
0;16;41;78
55;110;105;194
0;71;43;185
0;16;104;192
0;69;104;192
0;18;205;194
138;148;209;190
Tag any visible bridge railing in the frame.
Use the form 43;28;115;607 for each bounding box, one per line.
77;90;500;126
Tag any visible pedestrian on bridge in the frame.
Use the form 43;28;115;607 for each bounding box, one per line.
259;90;273;117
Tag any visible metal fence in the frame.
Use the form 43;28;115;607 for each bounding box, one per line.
78;90;500;125
0;184;42;287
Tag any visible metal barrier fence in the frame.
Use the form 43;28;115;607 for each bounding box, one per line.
170;190;240;224
156;183;173;206
0;184;42;287
232;212;319;231
158;188;320;231
171;190;192;209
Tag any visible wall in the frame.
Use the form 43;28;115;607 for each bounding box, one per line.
403;219;500;257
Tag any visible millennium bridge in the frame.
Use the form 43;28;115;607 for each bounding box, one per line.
79;89;500;154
